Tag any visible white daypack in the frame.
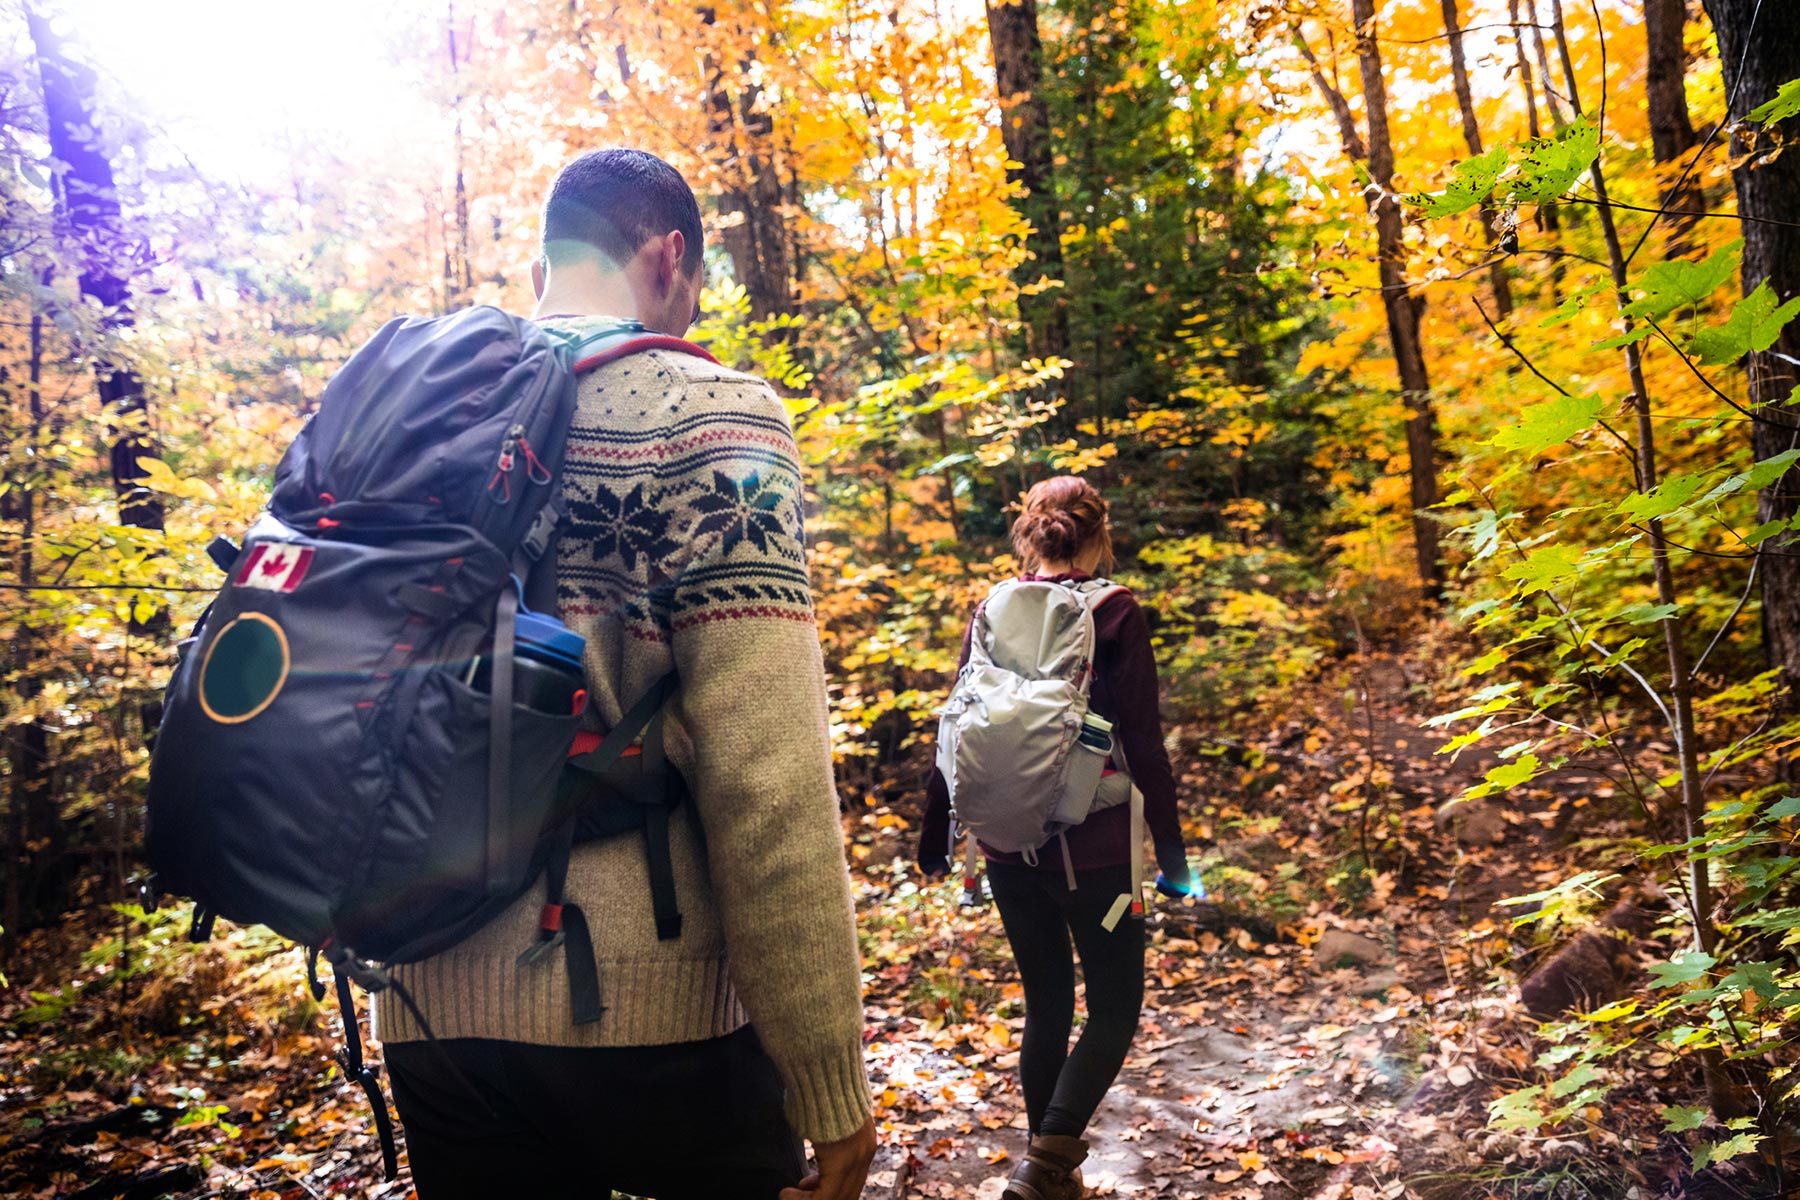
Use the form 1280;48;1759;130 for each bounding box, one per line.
935;577;1146;922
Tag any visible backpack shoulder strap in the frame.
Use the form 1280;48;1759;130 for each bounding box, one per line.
1071;577;1129;612
569;330;721;374
967;580;1017;657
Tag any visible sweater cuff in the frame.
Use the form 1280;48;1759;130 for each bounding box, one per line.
782;1038;874;1145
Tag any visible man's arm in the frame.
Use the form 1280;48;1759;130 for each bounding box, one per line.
660;374;875;1152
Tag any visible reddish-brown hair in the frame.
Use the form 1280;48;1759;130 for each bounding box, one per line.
1010;476;1114;574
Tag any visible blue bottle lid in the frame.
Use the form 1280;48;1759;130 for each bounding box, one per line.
515;608;586;674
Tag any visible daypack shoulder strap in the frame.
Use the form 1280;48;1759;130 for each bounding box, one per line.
566;328;721;374
1070;577;1128;611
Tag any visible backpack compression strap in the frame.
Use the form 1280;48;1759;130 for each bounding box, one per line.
518;670;680;1025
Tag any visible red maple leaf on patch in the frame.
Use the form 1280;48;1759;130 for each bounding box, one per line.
260;551;291;577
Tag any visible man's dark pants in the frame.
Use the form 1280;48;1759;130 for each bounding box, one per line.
386;1026;805;1199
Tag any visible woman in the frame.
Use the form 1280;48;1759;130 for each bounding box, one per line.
919;476;1191;1200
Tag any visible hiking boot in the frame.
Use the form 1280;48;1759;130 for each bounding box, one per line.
1002;1134;1088;1200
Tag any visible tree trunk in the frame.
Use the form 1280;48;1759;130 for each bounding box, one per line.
448;4;474;309
1439;0;1514;319
986;0;1070;367
1351;0;1444;595
25;11;164;928
28;10;164;536
1644;0;1702;255
1525;0;1570;129
1552;7;1740;1117
712;90;793;322
1507;0;1564;293
1509;0;1544;143
1298;16;1443;594
1699;0;1800;765
701;13;795;323
5;313;63;933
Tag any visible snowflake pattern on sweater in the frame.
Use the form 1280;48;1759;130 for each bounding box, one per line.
557;349;813;638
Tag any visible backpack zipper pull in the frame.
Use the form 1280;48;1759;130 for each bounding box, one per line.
489;425;524;502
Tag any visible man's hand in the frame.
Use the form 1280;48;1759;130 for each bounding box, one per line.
780;1115;877;1200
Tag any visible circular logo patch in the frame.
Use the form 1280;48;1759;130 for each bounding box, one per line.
198;612;291;724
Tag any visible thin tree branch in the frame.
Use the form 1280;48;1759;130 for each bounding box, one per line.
1294;30;1367;162
1692;556;1760;684
1471;295;1638;461
1558;195;1800;231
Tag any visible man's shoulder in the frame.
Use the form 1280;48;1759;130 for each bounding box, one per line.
644;343;763;385
584;345;784;415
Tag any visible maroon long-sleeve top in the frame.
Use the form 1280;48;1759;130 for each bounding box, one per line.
918;571;1185;874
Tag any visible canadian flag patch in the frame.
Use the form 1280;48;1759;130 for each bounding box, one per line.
233;543;315;593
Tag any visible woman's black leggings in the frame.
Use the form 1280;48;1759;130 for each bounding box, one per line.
987;860;1146;1139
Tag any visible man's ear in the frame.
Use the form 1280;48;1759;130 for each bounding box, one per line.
531;257;547;300
662;231;686;292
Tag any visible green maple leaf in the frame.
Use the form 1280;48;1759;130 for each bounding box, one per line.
1622;239;1742;322
1699;448;1800;506
1418;147;1510;217
1763;796;1800;821
1746;77;1800;126
1488;1086;1546;1134
1722;960;1782;1000
1508;116;1601;205
1648;949;1717;988
1501;543;1583;594
1662;1105;1708;1133
1744;519;1793;547
1489;394;1603;456
1615;472;1706;523
1593;323;1656;352
1617;602;1679;624
1693;1130;1763;1170
1692;281;1800;366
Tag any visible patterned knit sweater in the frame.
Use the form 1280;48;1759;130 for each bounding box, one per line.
375;319;873;1145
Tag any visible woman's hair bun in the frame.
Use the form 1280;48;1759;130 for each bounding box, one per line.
1010;476;1112;572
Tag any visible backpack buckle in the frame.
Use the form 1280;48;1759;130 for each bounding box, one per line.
517;903;567;967
516;932;565;967
520;501;563;561
324;942;392;992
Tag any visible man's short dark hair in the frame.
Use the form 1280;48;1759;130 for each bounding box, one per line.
542;148;704;276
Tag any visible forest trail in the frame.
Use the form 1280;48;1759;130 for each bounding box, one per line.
867;653;1553;1200
0;653;1647;1200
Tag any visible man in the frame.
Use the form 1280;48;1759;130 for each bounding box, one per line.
375;148;876;1200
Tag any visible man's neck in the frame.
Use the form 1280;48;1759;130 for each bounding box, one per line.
532;270;642;325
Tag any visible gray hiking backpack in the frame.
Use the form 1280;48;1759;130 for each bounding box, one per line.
935;577;1146;916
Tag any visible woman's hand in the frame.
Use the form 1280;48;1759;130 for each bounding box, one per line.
1153;843;1196;896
